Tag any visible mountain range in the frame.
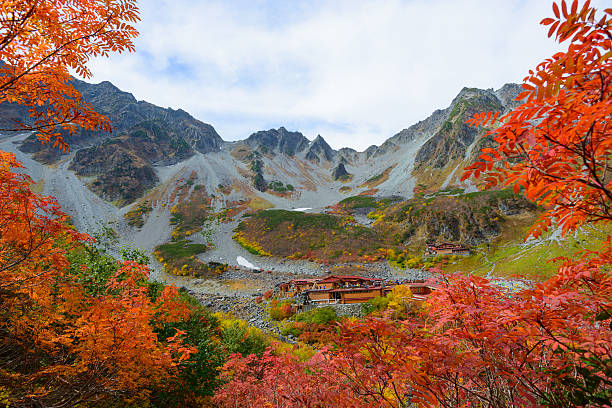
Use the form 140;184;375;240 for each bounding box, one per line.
0;78;523;263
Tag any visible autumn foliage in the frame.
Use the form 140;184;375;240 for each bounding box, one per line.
0;1;211;405
0;152;196;405
463;0;611;237
269;299;295;321
215;2;612;407
0;0;139;150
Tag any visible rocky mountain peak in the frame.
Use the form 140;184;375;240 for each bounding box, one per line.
305;135;335;162
277;128;310;155
312;134;325;143
414;85;506;175
246;127;310;155
73;79;137;112
15;78;222;163
364;144;379;159
494;83;523;110
451;87;497;107
4;78;532;208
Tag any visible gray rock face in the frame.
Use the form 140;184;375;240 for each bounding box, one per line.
494;83;524;110
424;211;499;246
496;195;536;215
388;108;449;147
363;106;450;160
332;162;350;180
68;120;193;203
246;127;310;155
15;79;222;159
71;145;157;204
414;87;504;169
305;135;335;162
364;145;379;159
337;147;358;162
0;102;29;131
72;80;223;154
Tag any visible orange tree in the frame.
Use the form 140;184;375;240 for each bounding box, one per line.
214;2;611;407
0;152;197;405
0;0;139;150
0;1;209;406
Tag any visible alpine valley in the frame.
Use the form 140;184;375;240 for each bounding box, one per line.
0;78;605;315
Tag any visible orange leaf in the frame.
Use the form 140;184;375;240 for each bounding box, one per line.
553;2;560;18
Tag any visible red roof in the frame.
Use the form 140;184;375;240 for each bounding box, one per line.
290;278;319;284
279;278;318;288
317;275;383;284
303;282;437;299
403;282;438;289
329;285;385;293
427;242;468;251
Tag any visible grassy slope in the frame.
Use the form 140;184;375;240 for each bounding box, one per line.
152;175;232;277
228;185;608;281
234;190;542;269
235;209;389;263
372;188;539;251
443;221;612;279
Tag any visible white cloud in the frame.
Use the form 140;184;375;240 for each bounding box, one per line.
87;0;604;151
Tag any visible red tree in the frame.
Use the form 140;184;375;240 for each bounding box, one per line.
462;0;611;237
215;2;612;406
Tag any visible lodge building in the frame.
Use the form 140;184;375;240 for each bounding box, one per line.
278;278;319;298
425;242;470;256
277;275;436;305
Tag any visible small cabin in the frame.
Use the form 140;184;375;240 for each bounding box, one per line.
330;286;386;304
426;242;470;256
278;278;319;298
306;285;386;304
303;275;384;304
306;289;335;304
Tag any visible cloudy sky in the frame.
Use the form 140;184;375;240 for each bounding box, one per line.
87;0;598;151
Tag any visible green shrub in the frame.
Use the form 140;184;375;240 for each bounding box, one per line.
155;307;225;400
294;307;337;325
124;202;153;228
221;321;269;357
155;241;207;260
280;321;305;337
268;181;288;192
339;195;378;209
362;295;390;315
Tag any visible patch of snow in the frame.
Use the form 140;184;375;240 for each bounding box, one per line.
237;256;260;270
